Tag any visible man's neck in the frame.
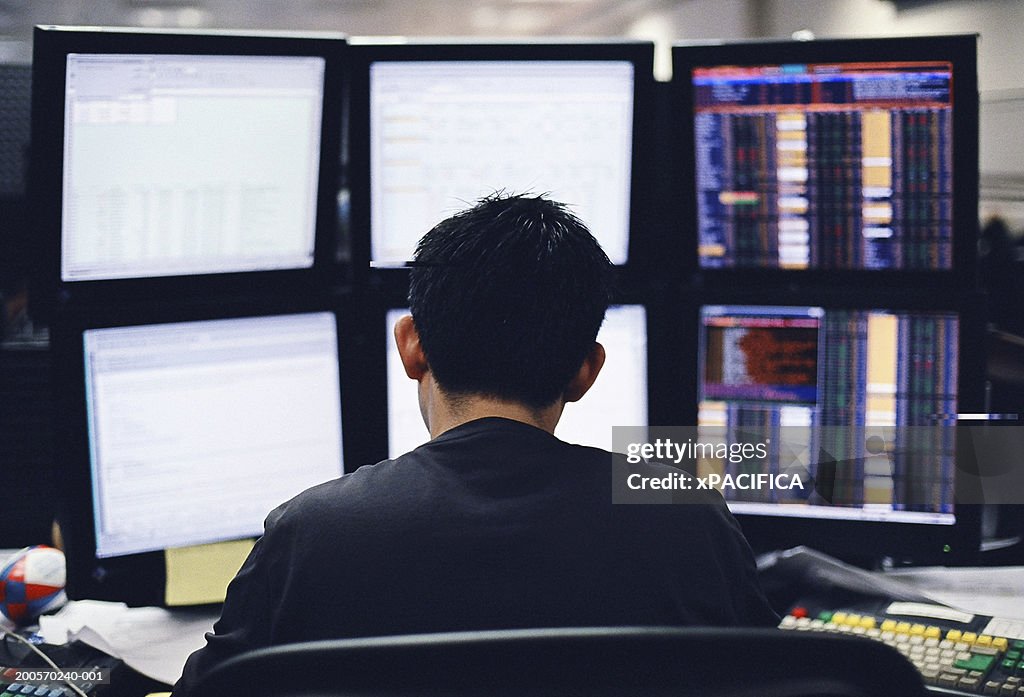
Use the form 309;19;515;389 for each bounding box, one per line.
425;388;564;439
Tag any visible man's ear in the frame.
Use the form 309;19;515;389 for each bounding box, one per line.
395;314;429;381
564;342;606;403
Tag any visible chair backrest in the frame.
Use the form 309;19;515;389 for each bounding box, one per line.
194;626;926;697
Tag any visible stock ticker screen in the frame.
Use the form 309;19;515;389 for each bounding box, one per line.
693;60;954;270
698;305;959;525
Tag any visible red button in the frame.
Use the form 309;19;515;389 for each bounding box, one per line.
791;607;809;619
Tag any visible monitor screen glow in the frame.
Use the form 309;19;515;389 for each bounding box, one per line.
370;60;634;265
62;53;325;281
83;312;343;557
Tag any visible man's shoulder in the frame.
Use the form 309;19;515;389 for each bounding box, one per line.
268;456;414;527
267;437;730;534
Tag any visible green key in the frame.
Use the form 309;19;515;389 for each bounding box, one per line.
954;654;996;673
818;611;833;622
1013;640;1024;651
1004;659;1017;670
1009;651;1022;661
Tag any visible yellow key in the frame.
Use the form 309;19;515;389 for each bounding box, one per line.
846;614;862;627
882;619;898;632
896;622;912;634
832;612;848;625
993;637;1008;651
962;632;978;644
924;626;941;639
860;617;877;629
947;629;962;641
976;635;992;647
910;624;926;636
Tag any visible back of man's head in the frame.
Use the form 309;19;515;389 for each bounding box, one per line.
409;193;614;409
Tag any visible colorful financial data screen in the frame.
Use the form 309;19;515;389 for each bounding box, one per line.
702;310;820;403
693;61;953;270
698;305;959;524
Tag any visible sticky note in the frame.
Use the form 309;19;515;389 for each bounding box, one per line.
165;539;256;606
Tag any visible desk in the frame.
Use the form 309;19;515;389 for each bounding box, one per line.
34;600;219;686
3;549;1024;694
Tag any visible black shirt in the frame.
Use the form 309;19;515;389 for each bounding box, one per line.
174;418;777;695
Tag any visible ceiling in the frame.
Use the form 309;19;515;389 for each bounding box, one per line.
0;0;684;47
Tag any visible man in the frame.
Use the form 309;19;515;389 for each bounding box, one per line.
173;193;776;695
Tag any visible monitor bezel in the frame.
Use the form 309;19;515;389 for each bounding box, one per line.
671;34;979;289
674;285;986;567
52;295;368;606
346;39;657;289
30;26;347;311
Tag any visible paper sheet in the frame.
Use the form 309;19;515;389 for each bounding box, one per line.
38;600;218;686
884;566;1024;620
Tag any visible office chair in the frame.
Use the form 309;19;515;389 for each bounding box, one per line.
193;626;926;697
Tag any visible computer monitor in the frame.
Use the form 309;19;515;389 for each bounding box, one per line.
386;304;648;457
56;308;346;604
693;299;983;564
348;41;653;269
31;27;344;300
673;35;977;281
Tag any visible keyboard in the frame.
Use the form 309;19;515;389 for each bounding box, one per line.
780;600;1024;695
0;639;122;697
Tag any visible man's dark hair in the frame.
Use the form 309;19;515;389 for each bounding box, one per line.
408;193;614;409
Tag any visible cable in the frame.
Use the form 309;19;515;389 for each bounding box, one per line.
1;629;90;697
